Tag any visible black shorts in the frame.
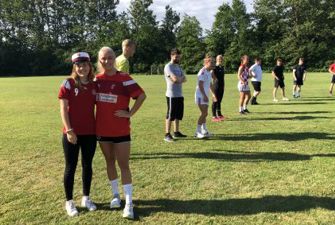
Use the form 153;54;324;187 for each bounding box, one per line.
274;79;285;88
166;97;184;121
252;81;261;92
97;135;131;143
331;75;335;84
294;79;303;86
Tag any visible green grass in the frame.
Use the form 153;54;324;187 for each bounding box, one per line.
1;73;335;225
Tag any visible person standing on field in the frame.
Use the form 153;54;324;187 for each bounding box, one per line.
249;57;263;105
115;39;136;73
272;58;289;102
58;52;97;217
292;58;307;98
328;60;335;96
237;55;251;114
211;55;225;122
164;48;187;142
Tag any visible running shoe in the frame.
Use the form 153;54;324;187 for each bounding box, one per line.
164;133;174;142
218;115;225;120
273;98;279;102
282;97;289;101
243;109;251;113
173;131;187;138
195;132;206;139
212;117;221;122
65;200;79;217
110;194;121;209
81;196;97;211
123;204;134;220
239;111;246;115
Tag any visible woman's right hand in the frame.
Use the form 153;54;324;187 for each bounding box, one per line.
67;131;77;144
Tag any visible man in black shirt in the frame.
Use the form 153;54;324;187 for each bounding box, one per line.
211;55;225;121
292;58;307;98
272;58;289;102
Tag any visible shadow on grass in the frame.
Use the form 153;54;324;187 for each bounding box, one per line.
135;195;335;217
229;116;333;121
132;150;335;162
263;111;332;115
263;102;327;105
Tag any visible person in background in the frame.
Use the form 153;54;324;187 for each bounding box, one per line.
211;55;225;122
237;55;251;114
328;60;335;96
292;58;307;98
115;39;136;73
272;58;289;102
249;57;263;105
164;48;187;142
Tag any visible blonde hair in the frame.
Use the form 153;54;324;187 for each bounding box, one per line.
70;62;95;89
97;46;116;73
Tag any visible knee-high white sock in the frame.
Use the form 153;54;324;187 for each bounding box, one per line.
197;124;202;133
110;179;119;196
201;123;207;131
123;184;133;206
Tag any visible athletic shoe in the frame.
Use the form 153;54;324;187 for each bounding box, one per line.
195;132;206;139
110;194;121;209
123;204;134;220
164;133;174;142
329;91;333;96
81;197;97;211
273;98;279;102
218;115;225;121
173;131;187;138
203;131;213;137
211;117;221;122
65;200;79;217
239;111;246;115
282;97;289;101
243;109;250;113
253;101;259;105
293;94;297;98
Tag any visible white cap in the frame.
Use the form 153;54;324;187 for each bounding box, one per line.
71;52;90;64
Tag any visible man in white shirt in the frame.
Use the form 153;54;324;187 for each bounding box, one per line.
249;57;263;105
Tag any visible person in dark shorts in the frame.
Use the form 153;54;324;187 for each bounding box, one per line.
249;57;262;105
164;48;187;142
211;55;225;122
272;58;289;102
328;60;335;96
292;58;307;98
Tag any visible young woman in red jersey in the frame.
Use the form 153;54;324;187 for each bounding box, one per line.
58;52;97;217
237;55;251;115
95;46;146;220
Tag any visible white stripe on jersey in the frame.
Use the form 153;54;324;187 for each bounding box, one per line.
62;80;71;90
123;80;136;86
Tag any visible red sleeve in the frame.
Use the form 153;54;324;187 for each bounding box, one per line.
58;79;72;100
330;64;335;72
123;76;144;99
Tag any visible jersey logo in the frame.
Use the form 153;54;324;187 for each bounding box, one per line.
97;93;118;103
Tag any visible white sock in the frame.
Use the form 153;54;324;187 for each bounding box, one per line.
110;179;119;196
197;124;202;133
243;105;247;110
201;123;207;130
82;196;89;201
123;184;133;206
239;106;243;112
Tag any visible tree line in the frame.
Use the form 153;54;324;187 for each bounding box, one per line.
0;0;334;76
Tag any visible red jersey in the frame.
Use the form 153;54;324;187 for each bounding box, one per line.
329;64;335;74
58;78;96;135
95;72;144;137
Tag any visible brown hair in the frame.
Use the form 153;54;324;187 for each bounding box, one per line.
70;62;95;89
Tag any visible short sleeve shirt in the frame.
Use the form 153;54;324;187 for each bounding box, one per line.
329;64;335;74
294;64;307;79
164;62;184;97
115;55;130;73
273;65;284;80
196;67;212;97
95;72;144;137
58;79;96;135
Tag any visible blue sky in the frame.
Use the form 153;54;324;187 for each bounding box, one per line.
116;0;254;30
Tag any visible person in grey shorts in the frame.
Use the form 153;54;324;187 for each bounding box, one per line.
164;48;187;142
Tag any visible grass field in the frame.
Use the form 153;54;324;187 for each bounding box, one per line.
1;72;335;225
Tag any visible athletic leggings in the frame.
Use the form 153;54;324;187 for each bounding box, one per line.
62;134;96;200
212;84;224;117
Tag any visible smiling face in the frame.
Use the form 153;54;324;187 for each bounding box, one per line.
99;49;115;72
204;57;215;70
216;55;223;65
171;53;181;64
74;61;90;78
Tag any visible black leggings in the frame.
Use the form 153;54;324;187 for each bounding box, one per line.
212;86;224;117
63;134;96;200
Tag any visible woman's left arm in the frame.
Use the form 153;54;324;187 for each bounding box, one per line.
115;93;147;118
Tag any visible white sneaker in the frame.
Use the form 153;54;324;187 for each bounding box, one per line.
123;204;134;220
65;200;79;217
81;196;97;211
282;97;289;101
273;98;279;102
195;132;206;139
110;194;121;209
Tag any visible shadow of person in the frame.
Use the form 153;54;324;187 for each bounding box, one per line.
135;195;335;217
